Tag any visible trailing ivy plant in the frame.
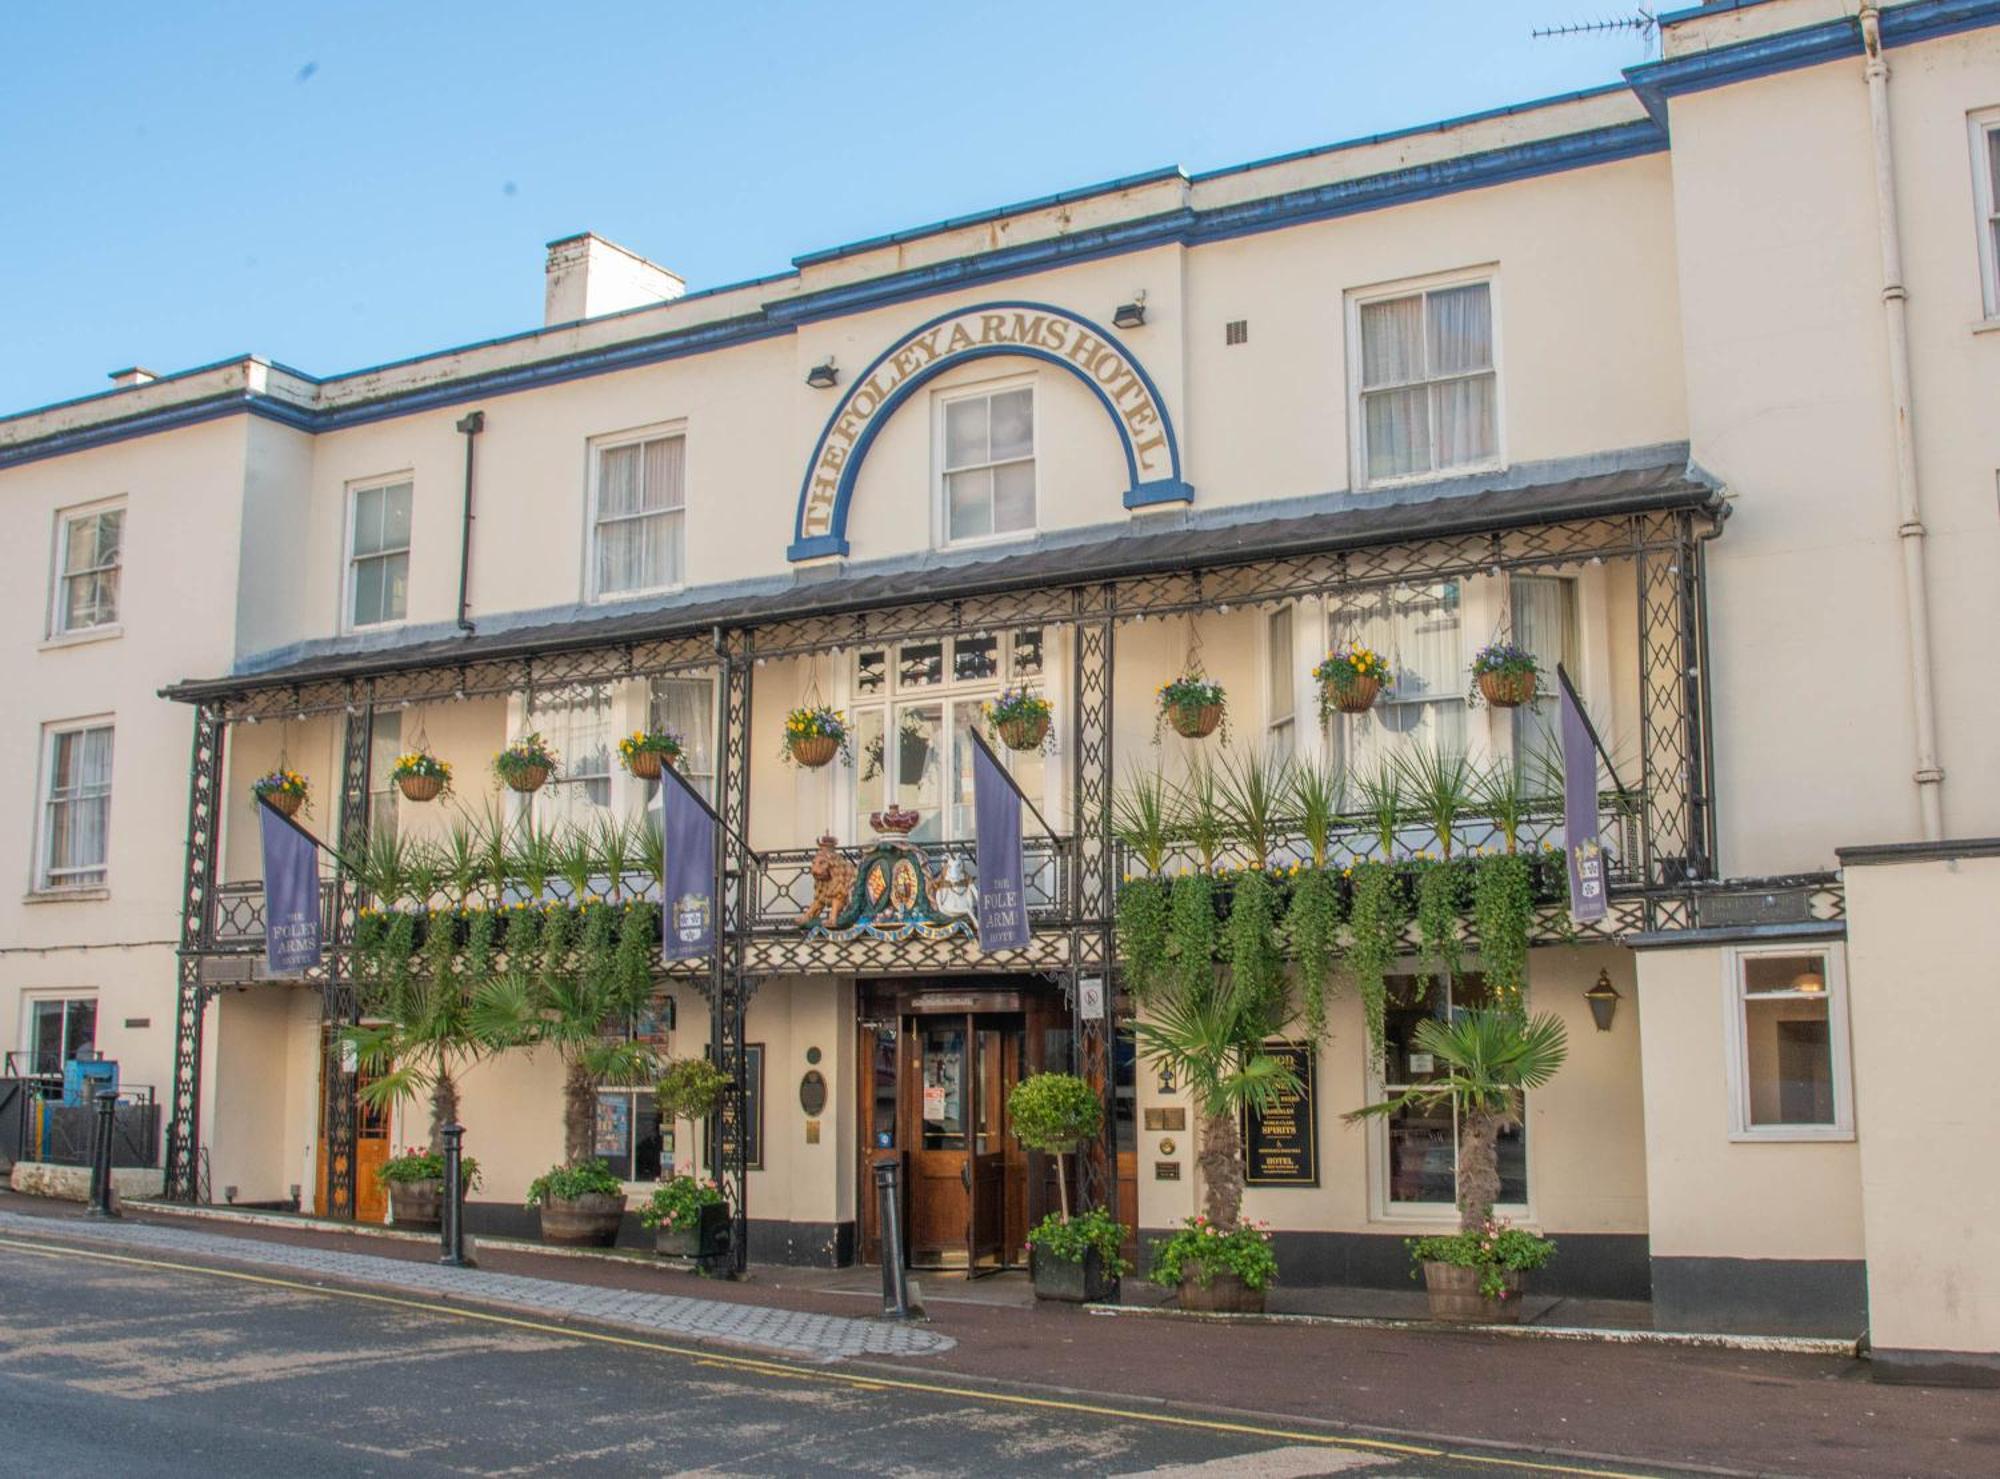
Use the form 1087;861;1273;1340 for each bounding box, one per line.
577;900;617;994
1346;861;1404;1056
613;899;657;1002
1116;879;1172;1002
1472;853;1534;1011
1284;867;1344;1042
1221;867;1283;1021
1167;872;1219;1000
1412;858;1466;990
501;901;543;965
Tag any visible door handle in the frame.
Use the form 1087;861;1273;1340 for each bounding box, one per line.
961;1162;972;1191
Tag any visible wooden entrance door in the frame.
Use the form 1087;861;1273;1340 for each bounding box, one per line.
314;1028;390;1223
907;1016;971;1266
967;1023;1007;1273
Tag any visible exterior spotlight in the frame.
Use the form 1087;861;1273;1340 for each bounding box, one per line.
806;358;839;389
1584;969;1622;1032
1113;293;1147;330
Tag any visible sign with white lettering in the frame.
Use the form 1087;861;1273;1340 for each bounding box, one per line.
789;301;1190;559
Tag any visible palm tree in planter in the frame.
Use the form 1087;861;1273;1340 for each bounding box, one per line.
1009;1072;1128;1302
474;900;662;1246
1348;1009;1568;1322
346;910;501;1229
1134;958;1296;1313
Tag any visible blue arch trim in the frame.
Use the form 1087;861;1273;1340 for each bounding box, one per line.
787;300;1191;561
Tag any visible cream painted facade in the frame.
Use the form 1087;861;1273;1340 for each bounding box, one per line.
4;0;1999;1382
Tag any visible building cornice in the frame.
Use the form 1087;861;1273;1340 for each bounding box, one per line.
1836;837;2000;866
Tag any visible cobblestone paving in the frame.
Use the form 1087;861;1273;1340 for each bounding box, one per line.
0;1210;952;1362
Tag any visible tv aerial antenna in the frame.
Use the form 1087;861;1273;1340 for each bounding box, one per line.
1532;8;1659;54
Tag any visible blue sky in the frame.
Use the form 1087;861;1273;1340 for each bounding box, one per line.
0;2;1651;416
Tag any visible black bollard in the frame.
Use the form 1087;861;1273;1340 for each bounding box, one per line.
873;1158;910;1320
439;1122;472;1267
87;1084;119;1218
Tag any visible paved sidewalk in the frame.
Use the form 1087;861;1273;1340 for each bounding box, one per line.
0;1208;951;1362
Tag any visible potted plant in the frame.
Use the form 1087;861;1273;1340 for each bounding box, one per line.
390;750;452;803
1313;644;1392;715
782;705;849;769
378;1145;482;1229
1148;1215;1278;1313
618;727;684;780
1347;1009;1568;1322
525;1159;629;1247
657;1054;731;1128
494;732;560;794
1008;1071;1120;1302
639;1174;729;1260
985;684;1053;752
251;768;310;819
1156;676;1228;742
1470;641;1540;708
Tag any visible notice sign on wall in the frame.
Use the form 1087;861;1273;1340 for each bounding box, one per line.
1243;1040;1318;1187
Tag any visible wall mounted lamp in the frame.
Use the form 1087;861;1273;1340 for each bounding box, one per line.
806;358;839;389
1584;969;1622;1032
1112;292;1147;330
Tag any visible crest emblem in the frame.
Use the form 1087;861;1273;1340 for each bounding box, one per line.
674;891;712;945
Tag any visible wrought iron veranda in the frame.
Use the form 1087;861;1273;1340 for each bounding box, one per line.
165;494;1729;1249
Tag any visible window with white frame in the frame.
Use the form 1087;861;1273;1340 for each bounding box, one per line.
53;504;123;635
22;994;98;1076
1352;278;1497;484
1324;581;1465;772
850;630;1045;844
39;721;114;890
1725;947;1853;1139
524;685;614;831
348;479;412;629
1972;111;2000;317
1379;972;1527;1212
592;431;685;598
1508;575;1579;773
940;384;1035;543
649;676;715;805
595;1088;669;1182
1266;605;1296;760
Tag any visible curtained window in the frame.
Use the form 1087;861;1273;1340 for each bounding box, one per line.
648;676;716;805
942;386;1035;543
1326;582;1465;772
594;434;685;597
1509;575;1579;772
1976;114;2000;317
55;506;123;634
526;686;613;830
41;723;114;889
348;481;412;628
1266;605;1296;760
1356;280;1496;483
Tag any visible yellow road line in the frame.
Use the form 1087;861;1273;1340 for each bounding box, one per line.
0;1234;1665;1478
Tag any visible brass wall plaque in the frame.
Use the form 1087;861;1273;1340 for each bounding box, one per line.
1158;1137;1177;1156
805;1119;821;1145
1143;1107;1187;1132
1155;1160;1181;1180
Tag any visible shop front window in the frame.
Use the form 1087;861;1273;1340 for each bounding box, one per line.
1727;947;1852;1140
1379;973;1527;1213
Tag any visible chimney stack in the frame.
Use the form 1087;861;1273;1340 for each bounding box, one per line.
108;367;157;388
543;233;685;327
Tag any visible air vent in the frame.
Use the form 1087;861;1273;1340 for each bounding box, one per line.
1225;320;1249;346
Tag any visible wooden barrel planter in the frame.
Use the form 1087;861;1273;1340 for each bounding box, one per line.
539;1191;628;1247
1476;669;1538;708
1422;1261;1523;1323
1177;1271;1266;1314
997;712;1050;752
261;790;305;819
788;733;839;769
1169;702;1224;740
1322;673;1382;715
396;772;445;803
389;1178;443;1230
503;763;551;794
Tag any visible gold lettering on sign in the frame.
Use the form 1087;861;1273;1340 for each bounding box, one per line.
799;306;1172;540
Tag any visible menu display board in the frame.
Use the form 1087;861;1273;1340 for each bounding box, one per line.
1243;1040;1318;1187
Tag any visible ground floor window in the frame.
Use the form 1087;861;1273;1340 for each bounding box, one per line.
22;994;97;1077
1378;973;1526;1212
1726;946;1851;1139
595;1089;668;1182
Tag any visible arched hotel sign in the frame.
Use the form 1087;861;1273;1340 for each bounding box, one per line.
788;300;1192;561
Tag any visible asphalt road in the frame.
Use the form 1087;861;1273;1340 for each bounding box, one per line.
0;1239;1677;1478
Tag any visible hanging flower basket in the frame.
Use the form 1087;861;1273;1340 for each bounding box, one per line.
619;728;684;780
1470;643;1541;709
389;752;452;803
986;684;1053;753
1314;645;1392;715
1157;676;1227;742
493;732;560;794
782;706;848;769
251;769;309;819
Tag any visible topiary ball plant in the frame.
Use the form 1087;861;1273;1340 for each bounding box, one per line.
1008;1072;1103;1219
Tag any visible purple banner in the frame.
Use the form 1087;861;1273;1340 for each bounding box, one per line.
1561;678;1608;924
972;739;1030;952
258;802;323;976
659;769;717;960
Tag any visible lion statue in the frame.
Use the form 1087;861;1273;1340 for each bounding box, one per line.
799;834;857;929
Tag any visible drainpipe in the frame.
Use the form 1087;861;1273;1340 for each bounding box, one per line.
1859;4;1945;840
454;411;485;635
